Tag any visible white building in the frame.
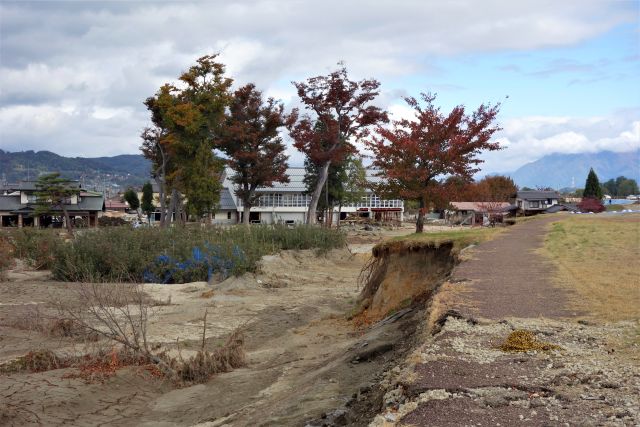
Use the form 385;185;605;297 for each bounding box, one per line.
213;167;404;225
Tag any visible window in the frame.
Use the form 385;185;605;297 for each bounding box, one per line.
529;201;540;208
227;211;231;220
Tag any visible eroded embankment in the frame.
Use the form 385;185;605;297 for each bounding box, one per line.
356;240;457;323
304;240;460;426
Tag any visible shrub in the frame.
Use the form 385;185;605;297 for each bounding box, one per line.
0;234;15;280
578;197;605;213
98;216;129;227
50;225;345;283
7;228;61;269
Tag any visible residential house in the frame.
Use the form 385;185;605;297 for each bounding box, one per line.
446;201;513;225
513;190;560;215
0;181;104;228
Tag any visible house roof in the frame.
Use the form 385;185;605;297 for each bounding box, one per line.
105;200;128;209
517;190;560;200
223;166;384;194
75;195;105;212
1;180;81;192
546;204;578;213
450;201;511;212
0;193;104;213
218;188;237;210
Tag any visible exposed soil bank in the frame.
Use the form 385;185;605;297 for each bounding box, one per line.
357;241;456;322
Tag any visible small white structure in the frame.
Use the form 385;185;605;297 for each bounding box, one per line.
218;167;404;225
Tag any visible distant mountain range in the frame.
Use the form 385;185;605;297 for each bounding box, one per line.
1;148;637;192
0;149;151;189
507;150;639;189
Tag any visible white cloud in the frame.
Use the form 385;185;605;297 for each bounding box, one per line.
0;0;636;159
481;112;640;173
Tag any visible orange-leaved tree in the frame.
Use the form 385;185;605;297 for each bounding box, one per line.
287;65;388;224
367;93;502;233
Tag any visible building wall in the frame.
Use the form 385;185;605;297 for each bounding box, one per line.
212;210;238;225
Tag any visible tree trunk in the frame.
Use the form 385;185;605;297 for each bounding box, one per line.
61;205;74;236
337;203;342;228
155;177;166;227
307;161;330;225
176;194;186;225
168;189;178;224
242;203;251;225
416;197;426;233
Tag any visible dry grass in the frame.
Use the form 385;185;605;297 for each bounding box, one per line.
499;330;561;353
542;213;640;321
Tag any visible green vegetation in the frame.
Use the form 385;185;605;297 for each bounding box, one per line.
542;214;640;321
583;167;603;199
123;188;140;211
602;176;639;198
383;226;504;254
34;172;78;235
4;225;345;283
7;228;60;269
605;204;626;212
141;182;155;222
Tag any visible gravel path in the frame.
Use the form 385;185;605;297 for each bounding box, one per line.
452;216;578;319
369;217;639;426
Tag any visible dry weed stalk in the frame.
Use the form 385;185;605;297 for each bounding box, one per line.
52;282;245;383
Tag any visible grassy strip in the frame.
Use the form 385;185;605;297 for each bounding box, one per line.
376;226;505;255
4;225;345;283
541;214;640;321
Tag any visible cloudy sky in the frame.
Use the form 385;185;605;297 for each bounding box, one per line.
0;0;638;174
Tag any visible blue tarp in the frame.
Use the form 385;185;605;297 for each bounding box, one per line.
143;243;245;284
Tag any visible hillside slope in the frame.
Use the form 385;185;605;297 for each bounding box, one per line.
510;150;639;188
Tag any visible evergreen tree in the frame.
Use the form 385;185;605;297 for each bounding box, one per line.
583;168;603;199
34;173;77;236
141;182;155;223
123;188;140;211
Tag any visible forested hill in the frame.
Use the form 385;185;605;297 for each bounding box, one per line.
0;150;151;188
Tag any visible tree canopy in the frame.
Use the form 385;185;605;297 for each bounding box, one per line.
288;65;387;224
142;55;233;223
602;176;639;197
123;188;140;211
34;172;77;235
141;182;155;222
217;83;291;224
583;168;603;199
367;93;502;232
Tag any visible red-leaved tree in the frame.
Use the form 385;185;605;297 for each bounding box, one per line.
367;93;502;233
218;83;292;225
288;66;388;224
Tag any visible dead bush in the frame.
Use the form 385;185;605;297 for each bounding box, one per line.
56;282;153;355
171;328;245;384
0;349;71;374
2;305;95;340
